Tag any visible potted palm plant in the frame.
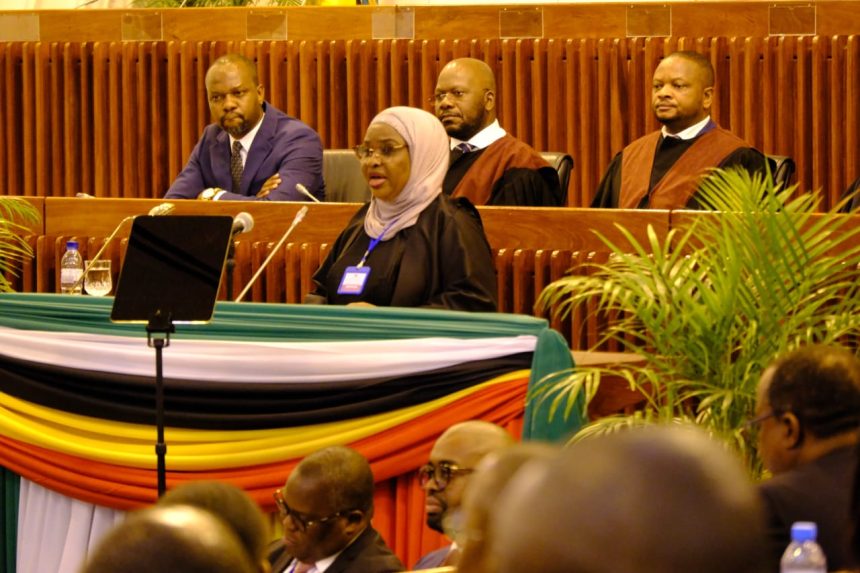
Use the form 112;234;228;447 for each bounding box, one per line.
534;168;860;472
0;198;40;293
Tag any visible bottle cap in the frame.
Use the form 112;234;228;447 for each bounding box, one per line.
66;241;79;250
790;521;817;542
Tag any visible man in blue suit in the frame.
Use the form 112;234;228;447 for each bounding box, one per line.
165;53;324;202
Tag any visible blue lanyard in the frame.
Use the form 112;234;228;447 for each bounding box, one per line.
357;220;397;268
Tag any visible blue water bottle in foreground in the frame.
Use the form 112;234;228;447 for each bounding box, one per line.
780;521;826;572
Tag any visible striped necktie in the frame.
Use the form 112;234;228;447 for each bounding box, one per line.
451;141;476;163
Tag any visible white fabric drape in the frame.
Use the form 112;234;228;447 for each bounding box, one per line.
0;326;537;382
17;479;125;573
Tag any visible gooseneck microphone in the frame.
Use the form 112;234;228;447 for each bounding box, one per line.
234;206;308;302
72;202;176;290
295;183;321;203
231;211;254;235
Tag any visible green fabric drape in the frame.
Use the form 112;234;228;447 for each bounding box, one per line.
0;293;554;342
1;467;19;573
522;327;583;441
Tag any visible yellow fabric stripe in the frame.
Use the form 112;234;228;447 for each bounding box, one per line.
0;371;527;470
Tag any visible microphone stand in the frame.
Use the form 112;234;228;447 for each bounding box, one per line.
71;203;175;291
225;237;237;301
71;216;133;292
146;308;174;498
234;206;308;302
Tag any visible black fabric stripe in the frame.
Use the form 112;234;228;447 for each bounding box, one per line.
0;353;532;430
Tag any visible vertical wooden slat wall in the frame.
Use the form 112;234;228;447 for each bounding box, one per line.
0;36;858;208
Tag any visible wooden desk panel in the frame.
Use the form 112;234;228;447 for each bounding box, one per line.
44;199;670;254
33;199;668;350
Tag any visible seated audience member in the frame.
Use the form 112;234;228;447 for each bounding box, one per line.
157;480;270;573
455;442;559;573
434;58;563;206
82;505;257;573
306;106;498;311
493;425;767;573
755;345;860;572
592;51;766;209
267;446;403;573
165;53;324;202
413;421;514;569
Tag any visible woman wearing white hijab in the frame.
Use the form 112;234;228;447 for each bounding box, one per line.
308;106;497;310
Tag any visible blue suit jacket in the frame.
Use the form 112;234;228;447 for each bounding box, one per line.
165;102;325;201
412;545;451;569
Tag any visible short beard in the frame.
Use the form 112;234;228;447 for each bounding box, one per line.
426;511;446;534
221;117;249;139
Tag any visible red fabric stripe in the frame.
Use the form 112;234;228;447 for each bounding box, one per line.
0;376;526;566
0;377;526;507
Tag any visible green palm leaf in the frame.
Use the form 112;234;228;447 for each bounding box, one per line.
0;198;40;293
536;168;860;474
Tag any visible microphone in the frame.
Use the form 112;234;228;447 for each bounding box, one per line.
295;183;321;203
231;211;254;235
234;206;308;302
72;203;175;290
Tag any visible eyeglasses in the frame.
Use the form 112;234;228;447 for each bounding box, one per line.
272;489;349;532
418;462;474;491
352;143;407;160
428;88;490;104
741;410;778;440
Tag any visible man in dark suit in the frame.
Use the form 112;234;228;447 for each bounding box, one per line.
268;446;403;573
754;345;860;572
165;53;324;202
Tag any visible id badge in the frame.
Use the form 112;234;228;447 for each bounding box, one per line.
337;265;371;295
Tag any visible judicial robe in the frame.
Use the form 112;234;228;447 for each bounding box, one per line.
309;195;498;311
444;135;563;206
592;126;766;209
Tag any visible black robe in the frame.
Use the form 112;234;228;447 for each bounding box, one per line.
592;134;766;209
309;195;498;311
444;136;562;207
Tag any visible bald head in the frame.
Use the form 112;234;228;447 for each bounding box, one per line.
494;426;765;573
290;445;375;514
434;58;497;140
206;53;259;86
433;421;515;465
423;421;514;533
83;505;257;573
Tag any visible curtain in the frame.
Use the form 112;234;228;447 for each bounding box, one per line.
0;293;579;570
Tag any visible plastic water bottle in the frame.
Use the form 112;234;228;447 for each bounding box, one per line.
780;521;827;572
60;240;84;294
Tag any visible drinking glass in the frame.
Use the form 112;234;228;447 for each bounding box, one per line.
84;260;112;296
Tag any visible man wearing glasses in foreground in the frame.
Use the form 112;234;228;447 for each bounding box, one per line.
433;58;562;206
413;420;514;569
753;345;860;572
268;446;403;573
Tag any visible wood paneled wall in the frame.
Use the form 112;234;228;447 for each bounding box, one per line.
1;36;858;208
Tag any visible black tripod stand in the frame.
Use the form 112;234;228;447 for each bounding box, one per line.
110;215;234;498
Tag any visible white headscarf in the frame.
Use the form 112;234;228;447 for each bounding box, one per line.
363;106;449;240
